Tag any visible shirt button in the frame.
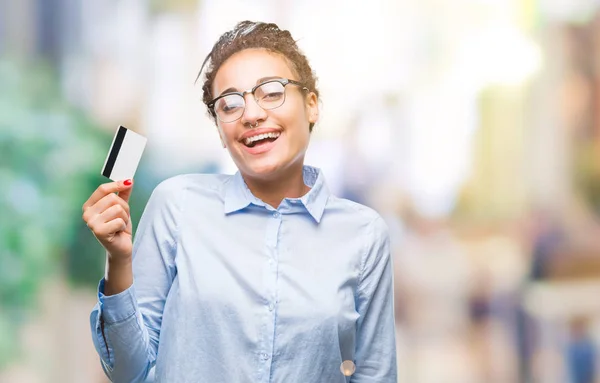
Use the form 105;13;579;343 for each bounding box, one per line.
273;211;280;218
261;353;270;361
268;303;275;311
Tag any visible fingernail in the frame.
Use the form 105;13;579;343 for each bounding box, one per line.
123;179;132;186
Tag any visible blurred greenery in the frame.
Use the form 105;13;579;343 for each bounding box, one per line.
0;58;152;369
149;0;198;14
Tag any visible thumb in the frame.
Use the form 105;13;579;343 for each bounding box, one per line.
117;179;134;203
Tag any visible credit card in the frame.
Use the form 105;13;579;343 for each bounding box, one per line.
101;125;147;181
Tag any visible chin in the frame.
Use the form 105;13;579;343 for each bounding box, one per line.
243;161;285;179
232;145;306;180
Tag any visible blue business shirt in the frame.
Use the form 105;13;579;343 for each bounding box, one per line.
90;166;397;383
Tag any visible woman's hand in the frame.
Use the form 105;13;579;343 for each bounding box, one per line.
82;179;134;263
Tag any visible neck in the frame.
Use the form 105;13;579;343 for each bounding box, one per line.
243;164;310;209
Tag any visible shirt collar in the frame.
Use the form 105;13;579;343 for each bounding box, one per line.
298;165;329;223
223;165;329;223
223;170;255;213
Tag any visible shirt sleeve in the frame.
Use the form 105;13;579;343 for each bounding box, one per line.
89;178;182;382
351;216;398;382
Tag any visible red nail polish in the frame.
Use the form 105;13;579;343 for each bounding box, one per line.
123;179;132;186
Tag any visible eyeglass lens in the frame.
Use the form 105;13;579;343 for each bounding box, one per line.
214;81;286;122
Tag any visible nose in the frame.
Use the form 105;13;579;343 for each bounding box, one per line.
240;93;267;126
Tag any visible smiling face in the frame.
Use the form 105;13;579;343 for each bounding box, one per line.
212;48;318;181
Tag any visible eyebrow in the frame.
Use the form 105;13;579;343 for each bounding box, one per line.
217;76;283;97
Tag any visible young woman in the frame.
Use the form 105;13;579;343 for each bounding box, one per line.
82;21;397;383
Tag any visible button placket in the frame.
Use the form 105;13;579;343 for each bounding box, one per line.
259;207;281;381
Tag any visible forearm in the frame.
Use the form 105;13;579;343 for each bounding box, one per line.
91;282;157;382
104;251;133;296
352;217;398;381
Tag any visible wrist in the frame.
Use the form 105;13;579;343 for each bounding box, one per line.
106;251;132;266
104;257;133;296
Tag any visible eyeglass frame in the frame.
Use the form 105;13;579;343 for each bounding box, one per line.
207;78;310;123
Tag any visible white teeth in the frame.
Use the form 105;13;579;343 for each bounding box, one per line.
244;132;280;145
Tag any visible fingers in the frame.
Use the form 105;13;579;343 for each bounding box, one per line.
83;192;130;223
87;204;130;235
117;179;134;203
82;179;133;213
96;218;128;239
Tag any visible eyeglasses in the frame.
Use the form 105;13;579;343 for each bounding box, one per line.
208;78;309;123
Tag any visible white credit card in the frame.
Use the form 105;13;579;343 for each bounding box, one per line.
101;125;147;181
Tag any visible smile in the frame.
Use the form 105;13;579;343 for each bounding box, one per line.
243;131;281;148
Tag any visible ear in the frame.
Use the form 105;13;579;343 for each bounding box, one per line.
306;92;319;124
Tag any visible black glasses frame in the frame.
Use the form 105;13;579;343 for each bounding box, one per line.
208;78;309;121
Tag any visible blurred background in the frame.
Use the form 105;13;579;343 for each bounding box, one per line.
2;0;600;382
